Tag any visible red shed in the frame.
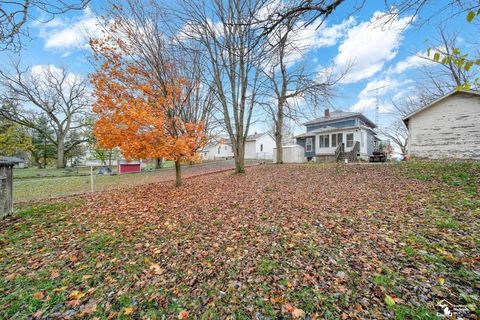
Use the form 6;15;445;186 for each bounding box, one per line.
118;163;141;174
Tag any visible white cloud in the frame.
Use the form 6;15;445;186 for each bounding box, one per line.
258;17;355;72
30;64;87;95
281;17;354;67
334;11;412;83
256;0;353;55
389;51;433;74
31;64;63;76
35;7;103;53
350;77;412;113
293;17;355;51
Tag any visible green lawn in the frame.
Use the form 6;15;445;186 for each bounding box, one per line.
13;166;100;179
13;161;175;180
13;172;165;202
1;161;479;319
13;161;226;202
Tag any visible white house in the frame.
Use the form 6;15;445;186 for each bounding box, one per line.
295;109;379;162
200;138;234;160
403;90;480;159
245;132;275;160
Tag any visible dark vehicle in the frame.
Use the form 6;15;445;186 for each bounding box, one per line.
369;151;387;162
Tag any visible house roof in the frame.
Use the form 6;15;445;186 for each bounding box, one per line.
303;111;377;128
246;132;269;141
402;89;480;122
203;136;231;148
0;156;25;164
294;125;377;138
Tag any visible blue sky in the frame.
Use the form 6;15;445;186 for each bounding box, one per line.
2;0;477;134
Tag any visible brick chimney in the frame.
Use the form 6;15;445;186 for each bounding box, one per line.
324;108;330;117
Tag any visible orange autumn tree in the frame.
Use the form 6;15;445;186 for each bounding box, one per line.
90;33;206;187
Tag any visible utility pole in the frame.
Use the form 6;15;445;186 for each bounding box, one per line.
366;85;390;129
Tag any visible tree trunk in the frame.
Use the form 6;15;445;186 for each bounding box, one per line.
175;160;182;187
56;139;65;168
155;157;164;169
43;135;47;168
275;100;285;164
234;139;245;174
108;149;112;166
275;137;283;164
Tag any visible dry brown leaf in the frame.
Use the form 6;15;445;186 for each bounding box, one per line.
123;307;134;315
33;291;44;300
178;310;189;319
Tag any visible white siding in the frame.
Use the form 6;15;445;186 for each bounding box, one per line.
244;141;257;159
201;142;234;160
256;135;275;159
408;92;480;159
273;145;305;163
315;129;360;155
245;134;275;159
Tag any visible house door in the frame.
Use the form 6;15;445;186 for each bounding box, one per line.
346;133;354;150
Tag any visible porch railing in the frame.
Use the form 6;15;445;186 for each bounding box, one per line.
334;142;344;161
352;141;360;157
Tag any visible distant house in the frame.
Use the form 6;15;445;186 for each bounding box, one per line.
245;132;275;160
200;138;234;161
295;109;379;162
403;90;480;159
0;156;27;168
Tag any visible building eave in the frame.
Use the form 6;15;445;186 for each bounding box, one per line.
402;89;480;123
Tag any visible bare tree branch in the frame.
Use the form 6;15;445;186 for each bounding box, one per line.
0;62;91;167
0;0;90;51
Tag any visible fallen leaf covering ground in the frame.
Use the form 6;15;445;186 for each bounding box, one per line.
14;160;252;202
1;162;479;319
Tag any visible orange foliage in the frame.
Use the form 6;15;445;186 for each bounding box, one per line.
90;36;206;163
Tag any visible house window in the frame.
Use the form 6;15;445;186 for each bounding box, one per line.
332;133;342;146
346;133;354;148
218;146;221;154
305;138;312;152
225;145;227;150
319;135;329;148
260;144;263;152
361;132;365;148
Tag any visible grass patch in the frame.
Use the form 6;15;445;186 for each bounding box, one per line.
435;218;459;229
1;162;478;318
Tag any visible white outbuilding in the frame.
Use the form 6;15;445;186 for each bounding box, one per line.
273;145;305;163
403;90;480;160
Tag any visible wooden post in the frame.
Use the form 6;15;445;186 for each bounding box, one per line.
90;165;94;193
0;162;14;219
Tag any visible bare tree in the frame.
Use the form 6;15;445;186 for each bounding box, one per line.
261;17;342;163
0;0;90;51
95;0;216;185
0;63;91;168
262;0;478;31
380;119;408;154
423;28;474;90
180;0;268;174
382;0;480;25
260;0;349;35
393;27;478;116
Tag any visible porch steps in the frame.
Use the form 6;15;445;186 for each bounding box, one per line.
337;151;358;163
